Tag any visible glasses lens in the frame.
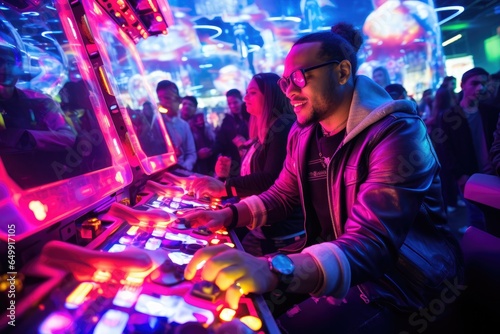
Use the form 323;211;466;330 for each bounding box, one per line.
278;77;289;94
291;70;306;88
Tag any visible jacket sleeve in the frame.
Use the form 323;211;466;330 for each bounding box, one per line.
332;115;447;286
225;118;291;197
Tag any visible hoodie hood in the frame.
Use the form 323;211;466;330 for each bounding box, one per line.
344;75;417;144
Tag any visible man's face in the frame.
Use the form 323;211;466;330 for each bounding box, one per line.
282;42;340;127
461;74;488;102
0;49;20;87
227;95;243;115
181;99;197;120
157;88;180;117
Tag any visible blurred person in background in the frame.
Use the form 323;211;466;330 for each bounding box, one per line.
212;88;249;178
156;80;196;171
371;65;390;88
189;72;304;256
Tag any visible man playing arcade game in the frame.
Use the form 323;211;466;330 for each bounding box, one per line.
182;23;464;333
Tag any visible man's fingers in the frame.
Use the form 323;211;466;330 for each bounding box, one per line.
212;265;244;290
184;245;232;280
225;279;249;309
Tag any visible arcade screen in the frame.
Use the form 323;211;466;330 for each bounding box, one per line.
0;0;133;241
81;0;177;175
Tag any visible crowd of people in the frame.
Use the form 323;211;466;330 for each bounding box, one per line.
372;63;500;234
171;22;500;333
146;24;500;333
4;16;500;332
182;22;468;333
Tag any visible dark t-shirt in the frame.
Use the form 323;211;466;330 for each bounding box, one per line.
306;124;345;241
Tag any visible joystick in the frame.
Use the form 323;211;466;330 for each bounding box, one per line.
191;281;221;302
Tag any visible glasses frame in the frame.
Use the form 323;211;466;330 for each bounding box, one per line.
278;60;341;93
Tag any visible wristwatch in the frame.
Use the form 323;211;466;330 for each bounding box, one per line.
267;253;295;297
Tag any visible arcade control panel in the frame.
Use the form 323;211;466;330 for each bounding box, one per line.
1;190;279;333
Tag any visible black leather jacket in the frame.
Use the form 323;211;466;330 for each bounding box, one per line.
256;76;464;311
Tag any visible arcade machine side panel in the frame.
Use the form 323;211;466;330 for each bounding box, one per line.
0;0;135;329
0;1;278;332
0;0;133;258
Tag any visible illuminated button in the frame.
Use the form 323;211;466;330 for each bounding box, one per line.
65;282;94;309
108;244;126;252
168;252;192;265
185;236;208;246
136;294;182;317
210;238;221;245
113;286;142;308
224;242;235;248
164;232;184;241
127;226;139;236
93;309;129;334
145;237;162;250
239;315;263;331
118;236;133;245
152;227;166;237
39;311;74;334
219;308;236;322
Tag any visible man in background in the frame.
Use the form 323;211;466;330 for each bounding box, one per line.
156;80;196;171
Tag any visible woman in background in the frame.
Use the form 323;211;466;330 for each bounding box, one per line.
190;72;304;256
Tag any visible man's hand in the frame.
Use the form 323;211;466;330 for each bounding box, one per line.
215;156;232;179
184;245;277;309
191;176;226;198
179;207;231;231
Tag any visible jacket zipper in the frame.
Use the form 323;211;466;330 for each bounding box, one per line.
324;138;345;240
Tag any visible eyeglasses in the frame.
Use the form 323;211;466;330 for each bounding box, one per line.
278;60;340;94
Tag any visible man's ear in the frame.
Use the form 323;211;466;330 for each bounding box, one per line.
337;60;352;85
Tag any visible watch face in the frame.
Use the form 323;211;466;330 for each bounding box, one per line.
271;254;295;275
